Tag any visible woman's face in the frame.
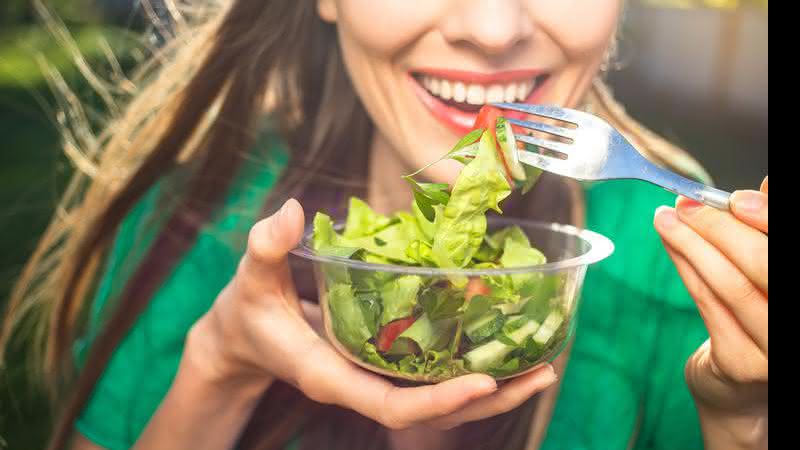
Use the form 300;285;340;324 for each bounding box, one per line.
318;0;623;182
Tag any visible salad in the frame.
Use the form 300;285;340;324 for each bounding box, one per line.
310;106;570;381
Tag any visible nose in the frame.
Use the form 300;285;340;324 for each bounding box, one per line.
439;0;533;55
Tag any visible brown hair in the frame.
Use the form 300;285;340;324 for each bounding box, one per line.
1;1;708;450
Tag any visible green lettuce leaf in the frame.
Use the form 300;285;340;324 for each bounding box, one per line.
404;178;451;222
350;257;396;294
312;213;359;284
424;350;470;380
398;355;426;374
420;287;465;321
520;274;563;322
430;130;512;272
398;314;457;353
405;128;484;179
411;201;437;242
520;335;545;363
361;342;399;371
357;292;382;336
328;284;374;352
343;197;394;238
405;240;436;266
380;275;423;325
314;206;423;264
470;262;520;303
500;237;547;291
462;295;492;324
486;225;531;251
347;220;420;263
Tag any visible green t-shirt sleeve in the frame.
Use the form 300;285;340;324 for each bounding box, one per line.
75;137;287;449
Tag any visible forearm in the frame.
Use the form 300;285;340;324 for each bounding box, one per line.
697;403;768;450
133;331;273;450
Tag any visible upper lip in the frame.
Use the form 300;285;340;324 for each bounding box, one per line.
411;68;544;85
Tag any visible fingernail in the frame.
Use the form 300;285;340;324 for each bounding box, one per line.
732;191;765;213
676;196;703;215
654;206;678;230
273;201;289;228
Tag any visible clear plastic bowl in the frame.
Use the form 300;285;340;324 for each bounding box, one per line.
291;217;614;383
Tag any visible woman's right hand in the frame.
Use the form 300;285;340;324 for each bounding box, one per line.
186;199;559;431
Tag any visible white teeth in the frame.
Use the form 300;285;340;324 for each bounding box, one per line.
516;83;528;101
430;78;441;95
518;81;537;101
419;75;541;105
453;82;467;102
466;84;485;105
504;84;518;103
440;80;453;100
486;84;505;103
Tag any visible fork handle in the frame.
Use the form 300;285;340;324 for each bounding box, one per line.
640;163;731;210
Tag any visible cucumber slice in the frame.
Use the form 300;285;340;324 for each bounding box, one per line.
464;319;541;372
496;117;527;181
493;301;525;316
464;310;505;344
532;311;564;346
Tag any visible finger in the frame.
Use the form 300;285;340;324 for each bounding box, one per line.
239;198;305;296
656;207;768;354
729;190;769;234
426;365;558;430
297;341;497;429
662;242;767;356
664;244;768;388
760;176;768;194
675;196;768;293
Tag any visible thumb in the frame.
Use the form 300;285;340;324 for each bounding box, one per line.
241;198;305;293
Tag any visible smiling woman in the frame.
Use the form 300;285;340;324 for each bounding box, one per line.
1;1;765;450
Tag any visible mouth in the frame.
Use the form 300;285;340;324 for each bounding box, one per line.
409;68;551;135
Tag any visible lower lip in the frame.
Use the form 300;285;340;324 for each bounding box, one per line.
409;75;551;135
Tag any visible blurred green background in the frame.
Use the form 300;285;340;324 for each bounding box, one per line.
0;0;768;448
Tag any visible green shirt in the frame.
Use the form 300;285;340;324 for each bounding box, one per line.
75;134;707;450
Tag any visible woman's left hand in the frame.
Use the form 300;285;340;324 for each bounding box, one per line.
654;176;768;447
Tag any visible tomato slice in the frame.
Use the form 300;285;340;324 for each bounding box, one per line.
471;105;514;182
377;317;417;352
472;105;504;134
465;277;491;301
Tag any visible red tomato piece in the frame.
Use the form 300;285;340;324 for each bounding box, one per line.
377;317;417;352
471;105;514;181
465;277;491;301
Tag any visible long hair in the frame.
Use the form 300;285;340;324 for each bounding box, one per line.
1;1;709;450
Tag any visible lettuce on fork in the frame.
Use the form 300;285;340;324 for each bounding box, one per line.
311;123;567;381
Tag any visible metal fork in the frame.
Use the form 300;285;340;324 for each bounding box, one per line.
493;103;731;210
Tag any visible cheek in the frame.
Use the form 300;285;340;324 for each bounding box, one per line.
531;0;621;58
336;0;440;55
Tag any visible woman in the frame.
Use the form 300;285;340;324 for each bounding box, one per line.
2;1;768;449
